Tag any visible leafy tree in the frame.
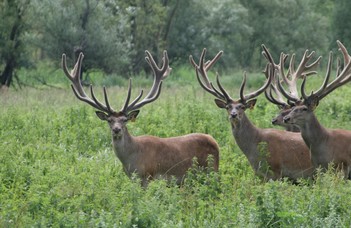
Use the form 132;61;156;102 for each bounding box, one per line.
103;0;181;74
30;0;133;77
240;0;330;68
167;0;251;69
331;0;351;49
0;0;31;90
205;0;252;69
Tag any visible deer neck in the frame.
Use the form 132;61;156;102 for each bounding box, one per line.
231;113;261;157
111;127;138;167
299;112;329;153
286;125;300;132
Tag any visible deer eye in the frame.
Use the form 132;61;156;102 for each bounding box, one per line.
121;117;128;123
235;104;244;110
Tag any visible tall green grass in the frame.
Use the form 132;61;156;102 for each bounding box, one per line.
1;68;351;227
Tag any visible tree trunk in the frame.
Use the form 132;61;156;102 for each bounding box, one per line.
0;3;22;88
0;60;15;87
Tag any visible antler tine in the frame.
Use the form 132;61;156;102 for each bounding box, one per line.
123;51;170;113
120;79;133;113
264;89;275;104
316;48;351;100
145;50;170;90
190;49;226;100
203;50;223;71
241;63;274;102
195;70;224;100
337;40;351;67
276;72;301;102
269;81;290;107
301;41;351;103
62;53;114;113
196;48;212;88
62;53;84;95
89;85;115;113
261;45;294;106
336;57;342;76
261;44;276;67
289;50;311;77
265;86;289;108
215;72;233;102
189;48;223;88
239;72;247;102
310;51;333;99
261;44;289;75
284;50;322;99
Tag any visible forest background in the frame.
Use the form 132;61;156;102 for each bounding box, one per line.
1;0;349;88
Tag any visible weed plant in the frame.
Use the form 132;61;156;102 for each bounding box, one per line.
1;68;351;227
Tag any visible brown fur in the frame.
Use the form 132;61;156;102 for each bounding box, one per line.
216;99;314;181
284;105;351;179
97;111;219;187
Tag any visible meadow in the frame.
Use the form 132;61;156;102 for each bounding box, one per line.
1;65;351;227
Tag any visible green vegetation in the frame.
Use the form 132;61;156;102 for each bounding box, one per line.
1;67;351;227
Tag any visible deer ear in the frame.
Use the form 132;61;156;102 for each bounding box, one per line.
96;111;108;121
127;110;140;122
245;99;257;110
214;99;227;109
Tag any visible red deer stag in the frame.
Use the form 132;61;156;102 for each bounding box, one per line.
262;46;321;132
62;51;219;187
190;48;314;181
282;40;351;179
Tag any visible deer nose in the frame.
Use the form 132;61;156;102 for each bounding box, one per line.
230;112;237;118
283;116;290;123
112;127;121;134
272;118;277;124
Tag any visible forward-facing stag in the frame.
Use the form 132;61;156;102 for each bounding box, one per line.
62;51;219;187
281;41;351;179
190;48;314;181
262;45;321;132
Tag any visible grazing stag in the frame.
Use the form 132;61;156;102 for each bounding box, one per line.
262;45;321;132
62;51;219;187
282;40;351;179
190;48;314;181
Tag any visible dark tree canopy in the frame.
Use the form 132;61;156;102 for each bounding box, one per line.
0;0;344;88
0;0;31;89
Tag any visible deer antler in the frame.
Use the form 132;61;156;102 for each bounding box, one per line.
262;44;321;104
62;53;116;114
121;50;171;113
239;59;273;102
62;51;171;115
262;47;291;108
189;48;225;100
301;40;351;103
191;47;273;104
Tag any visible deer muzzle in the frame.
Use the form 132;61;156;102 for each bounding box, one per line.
230;111;238;119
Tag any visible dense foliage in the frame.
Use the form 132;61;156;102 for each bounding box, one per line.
1;0;350;88
1;67;351;226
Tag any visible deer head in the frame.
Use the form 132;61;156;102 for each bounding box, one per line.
281;41;351;125
261;44;321;130
62;51;171;139
190;48;273;126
